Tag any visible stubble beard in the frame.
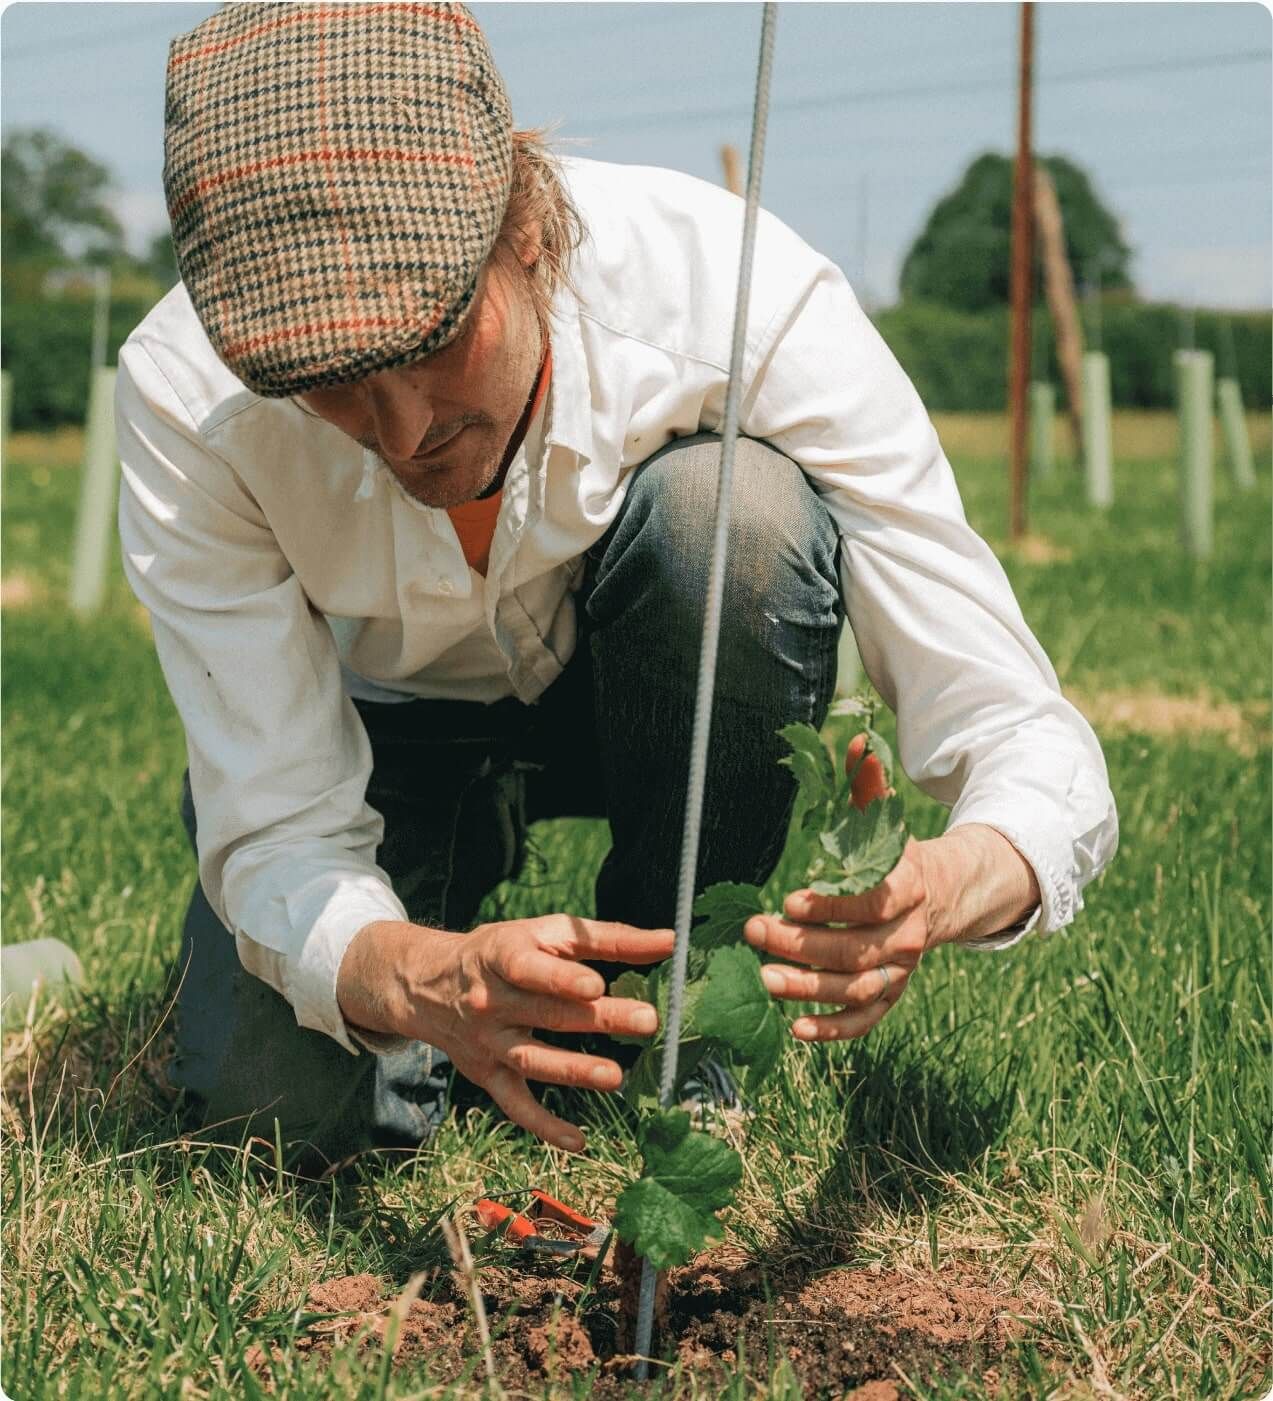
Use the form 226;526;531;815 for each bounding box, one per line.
381;419;503;508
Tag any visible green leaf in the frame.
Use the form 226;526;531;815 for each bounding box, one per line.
609;970;654;1045
622;1037;709;1112
807;794;907;896
622;1045;664;1111
613;1109;742;1269
696;945;786;1089
691;882;763;957
777;722;836;831
646;961;706;1039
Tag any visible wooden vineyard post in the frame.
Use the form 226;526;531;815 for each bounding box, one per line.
1033;166;1085;462
0;369;11;473
1081;351;1113;508
719;144;743;197
1216;377;1256;491
1175;349;1214;560
69;367;120;616
1029;380;1055;479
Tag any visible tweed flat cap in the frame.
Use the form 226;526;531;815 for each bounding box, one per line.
163;2;513;397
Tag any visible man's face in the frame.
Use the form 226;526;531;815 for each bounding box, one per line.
297;250;543;509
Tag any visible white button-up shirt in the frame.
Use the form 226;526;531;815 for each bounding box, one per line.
117;156;1118;1055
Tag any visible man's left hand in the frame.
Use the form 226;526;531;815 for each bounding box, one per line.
743;815;1041;1043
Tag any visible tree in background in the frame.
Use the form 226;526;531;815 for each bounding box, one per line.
1;129;126;297
2;127;178;302
1;127;177;428
899;152;1133;312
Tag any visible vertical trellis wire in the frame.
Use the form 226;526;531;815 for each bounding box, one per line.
632;1;778;1377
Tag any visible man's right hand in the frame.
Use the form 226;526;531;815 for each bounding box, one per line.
336;915;674;1151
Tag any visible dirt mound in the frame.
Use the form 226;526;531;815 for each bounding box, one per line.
249;1249;1031;1395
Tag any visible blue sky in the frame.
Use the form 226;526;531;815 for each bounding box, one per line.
2;1;1269;309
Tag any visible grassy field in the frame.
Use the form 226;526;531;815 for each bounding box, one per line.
2;412;1270;1398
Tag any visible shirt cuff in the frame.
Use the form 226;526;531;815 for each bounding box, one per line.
961;901;1042;951
287;874;413;1056
347;1023;415;1055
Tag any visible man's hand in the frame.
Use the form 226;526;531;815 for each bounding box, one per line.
337;915;673;1151
743;734;1041;1043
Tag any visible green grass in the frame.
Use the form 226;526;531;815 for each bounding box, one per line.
2;422;1270;1398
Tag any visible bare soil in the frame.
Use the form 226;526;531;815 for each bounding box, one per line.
249;1248;1032;1395
1066;685;1271;755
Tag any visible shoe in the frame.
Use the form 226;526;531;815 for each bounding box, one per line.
678;1057;742;1110
678;1058;757;1135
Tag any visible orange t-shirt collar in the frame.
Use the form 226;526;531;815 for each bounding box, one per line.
446;346;552;576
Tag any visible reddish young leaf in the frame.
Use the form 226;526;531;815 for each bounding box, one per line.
845;731;890;810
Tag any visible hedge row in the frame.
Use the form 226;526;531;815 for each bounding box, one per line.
2;292;1269;429
872;300;1271;413
2;296;157;431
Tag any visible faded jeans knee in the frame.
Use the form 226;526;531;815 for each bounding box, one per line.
585;432;843;710
576;433;844;941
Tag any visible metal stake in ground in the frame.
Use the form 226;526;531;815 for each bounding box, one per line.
631;1;778;1378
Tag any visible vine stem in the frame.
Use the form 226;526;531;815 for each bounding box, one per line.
632;2;779;1378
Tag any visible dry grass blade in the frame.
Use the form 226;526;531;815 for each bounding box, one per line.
441;1214;501;1394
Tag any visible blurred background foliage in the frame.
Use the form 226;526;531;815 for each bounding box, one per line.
874;301;1271;412
1;127;1268;429
900;151;1134;311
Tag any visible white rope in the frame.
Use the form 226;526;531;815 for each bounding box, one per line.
633;2;779;1376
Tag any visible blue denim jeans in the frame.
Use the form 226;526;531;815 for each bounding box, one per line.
171;434;843;1167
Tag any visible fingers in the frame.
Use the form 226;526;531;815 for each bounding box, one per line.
491;1030;625;1092
789;995;895;1043
783;879;913;929
760;961;911;1006
500;989;659;1038
493;923;674;1011
744;913;909;973
496;945;607;1002
483;1067;587;1153
550;918;676;965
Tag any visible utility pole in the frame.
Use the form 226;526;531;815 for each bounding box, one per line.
1008;2;1035;540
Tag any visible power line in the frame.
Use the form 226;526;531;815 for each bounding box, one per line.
578;47;1270;134
807;157;1270;199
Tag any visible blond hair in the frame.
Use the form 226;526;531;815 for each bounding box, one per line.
491;128;586;333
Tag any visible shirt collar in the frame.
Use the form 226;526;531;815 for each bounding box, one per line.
542;284;593;470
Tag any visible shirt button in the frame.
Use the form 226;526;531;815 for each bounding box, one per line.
437;578;454;596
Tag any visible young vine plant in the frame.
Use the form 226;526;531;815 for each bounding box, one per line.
611;702;909;1272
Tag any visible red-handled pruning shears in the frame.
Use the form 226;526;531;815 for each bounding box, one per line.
473;1189;611;1258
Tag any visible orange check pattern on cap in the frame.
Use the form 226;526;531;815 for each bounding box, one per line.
163;2;513;398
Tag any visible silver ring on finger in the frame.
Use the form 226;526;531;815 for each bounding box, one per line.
875;965;891;1002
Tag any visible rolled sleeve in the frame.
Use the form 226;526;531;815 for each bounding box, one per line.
116;341;409;1053
742;256;1119;943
